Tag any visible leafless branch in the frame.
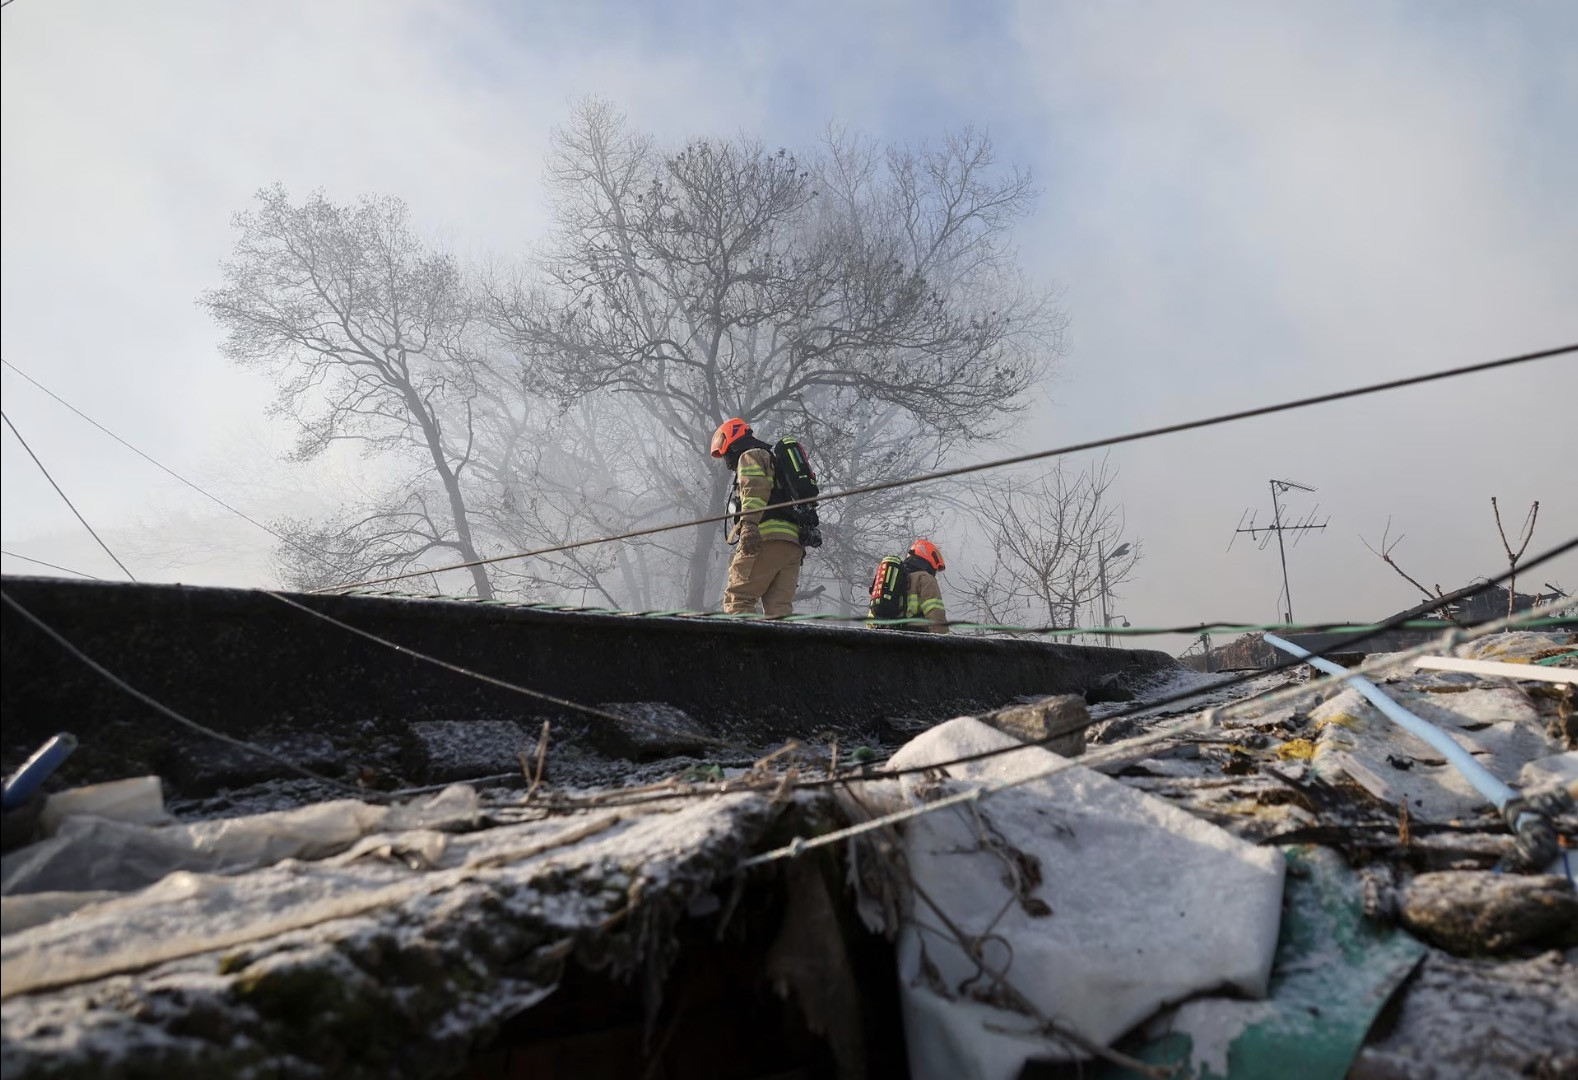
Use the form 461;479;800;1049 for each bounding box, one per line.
1491;497;1539;618
1359;517;1461;624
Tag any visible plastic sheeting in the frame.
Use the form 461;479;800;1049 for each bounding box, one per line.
855;718;1285;1080
0;785;479;898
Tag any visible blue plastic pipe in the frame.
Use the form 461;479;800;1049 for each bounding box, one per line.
1263;633;1518;809
2;733;78;812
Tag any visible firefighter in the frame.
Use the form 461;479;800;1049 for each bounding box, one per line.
901;539;950;633
868;539;951;633
710;418;803;616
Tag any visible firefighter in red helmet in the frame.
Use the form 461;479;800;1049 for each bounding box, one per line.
867;539;951;634
710;417;805;617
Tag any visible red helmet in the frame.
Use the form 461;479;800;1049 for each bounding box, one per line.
710;417;751;458
910;538;945;573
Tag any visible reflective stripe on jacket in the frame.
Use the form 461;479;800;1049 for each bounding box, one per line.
905;569;950;633
734;448;801;545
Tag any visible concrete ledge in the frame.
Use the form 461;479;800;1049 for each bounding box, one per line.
1;577;1177;793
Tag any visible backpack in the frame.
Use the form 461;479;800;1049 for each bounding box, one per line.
723;435;824;548
868;555;909;620
769;437;822;547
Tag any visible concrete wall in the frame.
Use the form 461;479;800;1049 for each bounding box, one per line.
1;577;1176;793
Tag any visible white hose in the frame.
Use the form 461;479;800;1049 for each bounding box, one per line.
1263;632;1517;808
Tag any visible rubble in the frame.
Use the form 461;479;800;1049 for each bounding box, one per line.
0;626;1573;1078
1;788;799;1078
1397;871;1578;955
1350;950;1578;1080
977;693;1090;756
849;716;1285;1079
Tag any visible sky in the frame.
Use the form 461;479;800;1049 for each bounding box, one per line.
3;0;1576;647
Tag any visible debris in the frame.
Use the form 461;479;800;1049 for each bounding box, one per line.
1412;654;1578;683
592;702;728;761
38;775;168;834
852;717;1284;1078
1397;871;1578;955
1307;687;1549;824
1;785;479;896
1350;950;1578;1079
0;790;792;1077
1;734;77;812
978;694;1090;756
765;860;866;1080
1107;847;1426;1080
409;720;528;782
1276;738;1316;761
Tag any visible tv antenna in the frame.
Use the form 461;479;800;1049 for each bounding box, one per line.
1227;479;1329;622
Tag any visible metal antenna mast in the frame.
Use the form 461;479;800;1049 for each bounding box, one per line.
1228;478;1329;622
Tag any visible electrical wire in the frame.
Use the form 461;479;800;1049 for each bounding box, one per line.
1;409;137;581
263;590;720;732
737;590;1577;869
2;537;1569;816
1;358;348;578
535;535;1578;811
312;342;1576;593
321;587;1574;639
0;549;102;580
0;590;362;795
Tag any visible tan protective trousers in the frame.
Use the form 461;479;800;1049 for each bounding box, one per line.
723;539;804;616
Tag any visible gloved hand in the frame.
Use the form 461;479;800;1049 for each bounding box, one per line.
738;525;762;556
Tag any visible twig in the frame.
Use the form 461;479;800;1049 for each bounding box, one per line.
1491;498;1539;618
1361;518;1460;624
525;721;551;802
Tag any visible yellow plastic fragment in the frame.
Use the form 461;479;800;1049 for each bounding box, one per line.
1277;738;1317;760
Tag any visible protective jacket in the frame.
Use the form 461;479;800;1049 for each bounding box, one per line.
901;555;950;634
727;438;803;546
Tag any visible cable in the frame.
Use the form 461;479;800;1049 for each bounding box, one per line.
1;358;347;578
0;591;362;795
2;538;1569;820
1;549;102;580
783;535;1578;787
737;590;1577;869
536;535;1578;812
322;588;1574;639
263;591;716;732
314;342;1576;593
1;409;137;581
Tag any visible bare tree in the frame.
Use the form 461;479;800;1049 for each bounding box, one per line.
490;100;1066;609
199;186;496;598
958;457;1141;634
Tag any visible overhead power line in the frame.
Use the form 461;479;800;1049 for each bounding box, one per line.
6;536;1567;819
315;342;1576;593
560;535;1578;815
1;358;347;578
1;409;137;581
0;549;101;580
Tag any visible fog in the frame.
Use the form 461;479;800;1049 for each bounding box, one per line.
4;0;1574;651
